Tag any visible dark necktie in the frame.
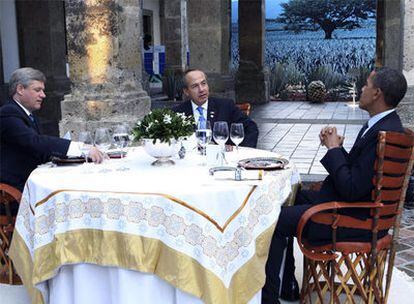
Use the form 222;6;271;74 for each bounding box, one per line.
29;114;40;132
354;122;369;144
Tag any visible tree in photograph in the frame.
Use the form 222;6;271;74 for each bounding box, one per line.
277;0;376;39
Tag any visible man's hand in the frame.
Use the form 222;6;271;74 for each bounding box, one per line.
87;146;107;163
319;126;343;149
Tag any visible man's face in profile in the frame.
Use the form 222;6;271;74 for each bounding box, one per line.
359;71;379;114
183;70;210;106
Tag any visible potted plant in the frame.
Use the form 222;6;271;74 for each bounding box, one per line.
132;109;194;166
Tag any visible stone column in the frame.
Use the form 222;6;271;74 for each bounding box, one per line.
187;0;233;97
160;0;188;72
60;0;151;136
235;0;269;104
380;0;404;70
399;0;414;129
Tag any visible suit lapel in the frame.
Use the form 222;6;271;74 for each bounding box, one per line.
207;98;218;127
349;112;396;155
10;99;40;134
182;101;193;117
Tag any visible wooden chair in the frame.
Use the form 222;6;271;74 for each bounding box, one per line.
236;102;252;116
0;183;22;284
296;129;414;304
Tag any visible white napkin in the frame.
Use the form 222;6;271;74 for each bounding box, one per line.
63;131;72;140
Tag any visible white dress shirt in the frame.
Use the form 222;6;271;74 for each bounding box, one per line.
362;108;395;137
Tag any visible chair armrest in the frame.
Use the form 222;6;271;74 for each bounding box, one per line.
296;201;383;261
0;183;22;203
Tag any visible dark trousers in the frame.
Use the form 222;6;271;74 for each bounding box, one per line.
262;190;315;304
262;190;383;304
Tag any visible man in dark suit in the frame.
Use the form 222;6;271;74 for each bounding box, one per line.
172;69;259;148
0;67;105;193
262;67;407;304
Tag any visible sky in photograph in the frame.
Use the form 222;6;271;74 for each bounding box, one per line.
231;0;284;22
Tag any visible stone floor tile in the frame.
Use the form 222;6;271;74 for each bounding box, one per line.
397;267;414;278
397;249;414;261
394;256;407;266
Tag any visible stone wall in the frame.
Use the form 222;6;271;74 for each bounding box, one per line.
399;0;414;129
403;0;414;86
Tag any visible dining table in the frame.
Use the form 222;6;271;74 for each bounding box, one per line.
9;144;300;304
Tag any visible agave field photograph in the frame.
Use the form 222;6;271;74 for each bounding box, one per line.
231;0;377;102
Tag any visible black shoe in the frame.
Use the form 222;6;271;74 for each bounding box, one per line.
280;278;300;301
261;289;281;304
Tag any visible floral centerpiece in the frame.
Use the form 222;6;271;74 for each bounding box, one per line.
132;109;194;165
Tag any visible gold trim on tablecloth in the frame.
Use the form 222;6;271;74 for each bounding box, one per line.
13;225;276;304
33;187;256;232
9;231;44;304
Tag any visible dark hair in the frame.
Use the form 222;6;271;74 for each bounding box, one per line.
182;69;207;88
9;67;46;97
372;67;407;107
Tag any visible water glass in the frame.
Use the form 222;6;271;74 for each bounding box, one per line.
196;121;212;165
230;123;244;152
213;121;229;165
78;131;93;162
113;124;130;158
94;128;111;153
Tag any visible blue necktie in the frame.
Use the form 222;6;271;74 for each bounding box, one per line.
197;106;206;129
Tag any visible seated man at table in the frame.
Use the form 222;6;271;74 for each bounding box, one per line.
173;69;259;148
262;67;407;304
0;67;105;194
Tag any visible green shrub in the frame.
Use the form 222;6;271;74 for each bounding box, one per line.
307;65;345;91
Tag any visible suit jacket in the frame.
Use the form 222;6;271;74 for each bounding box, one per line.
172;97;259;148
316;111;404;217
0;99;70;191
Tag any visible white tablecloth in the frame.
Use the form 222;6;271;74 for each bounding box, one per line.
10;146;300;304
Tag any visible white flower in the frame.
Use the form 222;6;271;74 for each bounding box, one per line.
163;114;172;124
146;122;153;132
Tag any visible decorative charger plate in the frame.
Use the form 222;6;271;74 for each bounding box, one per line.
238;157;289;170
51;157;86;166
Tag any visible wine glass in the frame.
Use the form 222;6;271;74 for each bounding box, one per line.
230;123;244;152
94;128;111;153
78;131;93;162
213;121;229;166
195;120;212;165
113;125;130;158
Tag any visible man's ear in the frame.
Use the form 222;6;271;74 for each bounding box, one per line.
16;84;25;96
373;87;383;101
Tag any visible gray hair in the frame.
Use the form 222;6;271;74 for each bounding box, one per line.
8;67;46;97
183;69;207;88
